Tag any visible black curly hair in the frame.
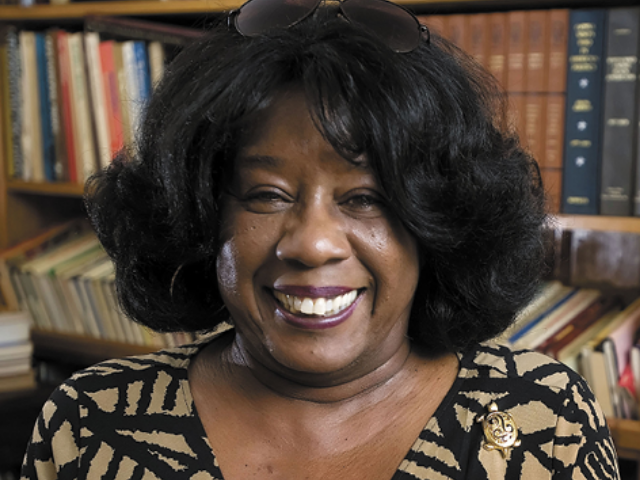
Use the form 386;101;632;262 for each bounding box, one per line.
85;12;547;353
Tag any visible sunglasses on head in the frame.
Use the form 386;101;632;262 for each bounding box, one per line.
228;0;429;53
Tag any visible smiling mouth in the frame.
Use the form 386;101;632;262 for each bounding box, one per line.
273;290;359;317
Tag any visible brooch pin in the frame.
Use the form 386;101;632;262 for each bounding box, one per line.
478;402;521;458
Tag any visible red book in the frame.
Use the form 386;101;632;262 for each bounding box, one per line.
525;10;549;93
99;40;124;156
54;30;77;183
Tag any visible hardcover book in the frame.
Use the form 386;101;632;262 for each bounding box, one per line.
562;9;607;215
599;7;640;216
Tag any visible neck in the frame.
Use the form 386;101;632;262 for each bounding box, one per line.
222;334;414;405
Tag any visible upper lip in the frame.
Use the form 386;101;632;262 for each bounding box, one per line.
273;285;357;297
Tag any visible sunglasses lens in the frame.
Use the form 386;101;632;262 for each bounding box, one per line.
341;0;421;52
235;0;322;36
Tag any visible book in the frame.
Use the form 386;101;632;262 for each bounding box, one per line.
35;32;56;182
506;10;527;94
468;14;489;68
67;32;98;182
147;40;165;89
540;167;562;214
84;32;112;170
538;295;620;358
55;30;78;183
113;41;133;147
562;10;608;215
488;12;508;88
0;369;36;393
547;9;569;94
525;10;549;93
0;31;14;180
446;14;469;51
544;93;566;170
599;7;640;216
0;310;31;346
98;39;124;157
524;93;546;167
19;30;44;182
44;30;67;182
5;26;23;179
511;288;602;351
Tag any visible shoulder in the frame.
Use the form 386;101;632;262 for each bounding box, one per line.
456;342;619;478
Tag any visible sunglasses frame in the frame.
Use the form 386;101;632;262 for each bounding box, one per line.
228;0;430;53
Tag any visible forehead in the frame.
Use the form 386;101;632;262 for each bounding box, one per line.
237;91;369;171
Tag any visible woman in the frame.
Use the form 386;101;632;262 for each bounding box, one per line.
22;1;619;478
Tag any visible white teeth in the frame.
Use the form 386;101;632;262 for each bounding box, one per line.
273;290;359;317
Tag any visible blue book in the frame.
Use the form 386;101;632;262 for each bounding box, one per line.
561;10;607;215
133;41;151;113
35;32;55;181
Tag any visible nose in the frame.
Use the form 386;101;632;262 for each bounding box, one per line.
275;200;351;268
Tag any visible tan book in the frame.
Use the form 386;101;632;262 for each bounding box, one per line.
525;10;549;93
446;14;469;52
18;30;44;182
417;15;447;38
524;93;546;167
488;12;508;88
547;9;569;93
468;14;489;68
506;10;527;93
544;93;566;169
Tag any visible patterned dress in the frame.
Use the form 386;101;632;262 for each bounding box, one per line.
20;337;620;480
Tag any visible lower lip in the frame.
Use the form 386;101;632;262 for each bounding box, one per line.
275;294;361;330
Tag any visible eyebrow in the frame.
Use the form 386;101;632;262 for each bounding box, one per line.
235;154;283;169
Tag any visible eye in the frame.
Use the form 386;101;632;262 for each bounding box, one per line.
341;191;387;217
240;188;292;213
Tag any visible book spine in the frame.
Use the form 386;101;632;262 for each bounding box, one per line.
147;40;165;90
67;32;98;182
55;30;77;183
5;27;22;179
561;10;607;215
525;10;550;93
36;32;55;182
468;14;489;69
547;9;570;93
84;32;112;169
600;7;640;216
133;41;151;115
507;10;528;94
113;42;133;148
417;15;447;39
45;31;67;181
488;12;507;88
446;14;469;51
99;40;124;156
524;92;546;166
0;36;13;178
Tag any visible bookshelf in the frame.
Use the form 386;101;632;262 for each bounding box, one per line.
0;1;639;477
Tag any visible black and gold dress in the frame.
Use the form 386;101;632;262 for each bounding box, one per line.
20;338;620;479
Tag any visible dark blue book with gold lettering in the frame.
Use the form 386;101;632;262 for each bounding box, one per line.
561;9;607;215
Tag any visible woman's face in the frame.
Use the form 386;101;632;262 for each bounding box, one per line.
217;91;420;385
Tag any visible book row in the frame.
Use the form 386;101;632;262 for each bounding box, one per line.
421;7;640;217
0;310;35;393
0;221;200;349
0;25;167;184
499;280;640;419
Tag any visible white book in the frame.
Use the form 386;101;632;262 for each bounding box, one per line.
0;311;31;346
67;32;98;182
148;41;165;89
84;32;112;169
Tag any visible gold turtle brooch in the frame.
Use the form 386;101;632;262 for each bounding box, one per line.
478;402;521;458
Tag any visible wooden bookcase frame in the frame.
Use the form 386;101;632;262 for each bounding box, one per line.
0;0;639;473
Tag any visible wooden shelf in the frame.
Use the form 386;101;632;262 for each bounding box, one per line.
7;180;84;197
31;329;158;364
0;0;626;20
554;214;640;234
